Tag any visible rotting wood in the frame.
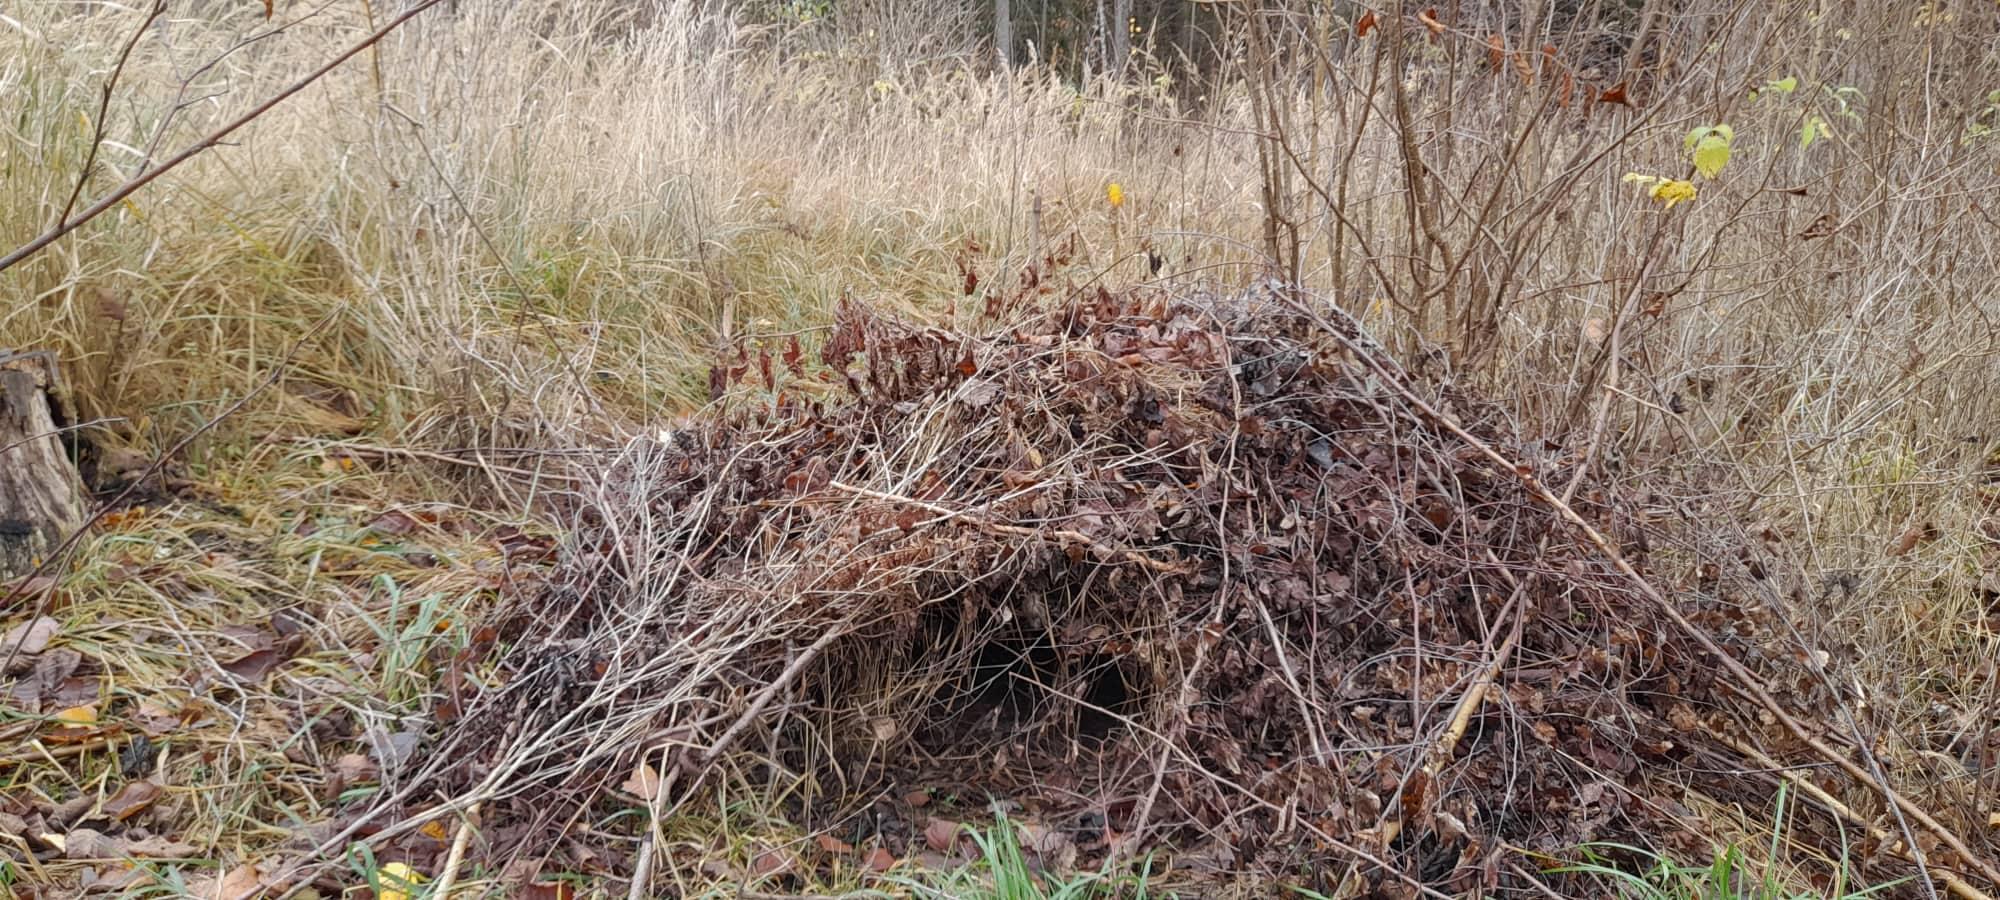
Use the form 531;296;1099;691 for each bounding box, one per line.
0;350;87;582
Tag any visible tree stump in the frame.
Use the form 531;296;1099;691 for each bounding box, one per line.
1;351;86;581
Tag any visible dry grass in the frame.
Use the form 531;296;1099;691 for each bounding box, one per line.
3;0;1999;895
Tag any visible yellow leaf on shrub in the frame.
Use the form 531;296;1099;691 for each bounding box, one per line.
1106;183;1125;209
1684;124;1734;179
1649;180;1697;209
1693;136;1731;179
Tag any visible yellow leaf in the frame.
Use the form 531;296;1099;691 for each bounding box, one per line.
376;862;426;900
1685;124;1734;179
1693;135;1731;179
1649;180;1697;209
54;705;98;726
1621;172;1661;185
1105;182;1125;209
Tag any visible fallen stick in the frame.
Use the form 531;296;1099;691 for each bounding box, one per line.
826;479;1195;574
1291;289;2000;891
429;802;481;899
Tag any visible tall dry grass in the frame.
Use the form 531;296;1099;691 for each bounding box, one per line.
3;0;1999;887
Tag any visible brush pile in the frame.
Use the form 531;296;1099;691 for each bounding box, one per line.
403;280;1974;894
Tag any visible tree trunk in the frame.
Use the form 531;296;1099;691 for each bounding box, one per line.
993;0;1012;68
0;352;86;581
1108;0;1131;78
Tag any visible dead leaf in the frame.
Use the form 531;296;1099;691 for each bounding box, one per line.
3;573;59;607
1016;819;1074;867
810;832;851;854
863;847;897;873
64;828;197;859
924;817;962;853
103;780;164;821
1889;522;1938;557
748;845;797;880
519;883;577;900
1799;213;1837;239
2;615;59;668
368;510;419;537
902;788;931;808
185;862;264;900
1598;82;1632;106
621;761;663;802
79;863;151;893
1354;10;1376;37
218;648;282;682
326;753;378;798
364;728;423;774
1417;8;1446;36
46;702;108;743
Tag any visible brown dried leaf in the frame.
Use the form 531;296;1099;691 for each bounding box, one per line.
815;833;854;854
2;615;59;667
864;846;897;873
64;828;197;860
924;817;962;852
103;780;164;821
221;649;283;682
1799;213;1837;240
748;845;797;880
1400;769;1430;821
1888;522;1938;557
621;762;663;802
368;510;419;536
185;862;264;900
902;788;931;808
371;729;425;774
330;752;377;788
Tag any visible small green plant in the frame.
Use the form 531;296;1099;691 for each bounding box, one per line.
1751;75;1863;148
1548;785;1909;899
893;811;1161;900
1965;89;2000;141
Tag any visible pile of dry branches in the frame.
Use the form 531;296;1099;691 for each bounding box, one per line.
357;279;1995;896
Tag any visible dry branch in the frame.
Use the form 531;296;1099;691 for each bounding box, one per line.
1291;285;2000;892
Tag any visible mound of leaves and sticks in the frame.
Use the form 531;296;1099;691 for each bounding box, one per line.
360;281;1999;898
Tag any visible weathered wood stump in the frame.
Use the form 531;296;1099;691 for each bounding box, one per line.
1;351;87;580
